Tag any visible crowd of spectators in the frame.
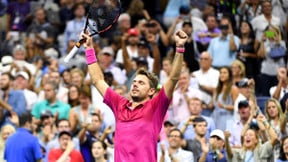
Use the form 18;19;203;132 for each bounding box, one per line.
0;0;288;161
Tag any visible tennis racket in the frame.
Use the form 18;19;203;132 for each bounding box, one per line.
64;0;121;63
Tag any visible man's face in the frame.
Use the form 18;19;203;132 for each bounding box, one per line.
13;50;25;60
220;19;230;36
238;106;250;120
44;84;56;101
58;120;70;132
138;46;149;57
200;52;212;70
130;74;154;102
262;1;272;15
49;72;60;85
168;130;182;149
182;25;193;36
0;74;10;91
79;94;90;108
239;86;250;98
194;122;207;137
178;72;190;89
88;115;102;132
14;76;28;90
188;100;202;115
128;36;140;46
59;134;71;150
206;16;217;30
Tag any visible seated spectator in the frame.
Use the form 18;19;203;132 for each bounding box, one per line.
32;81;71;123
48;131;84;162
179;97;215;140
0;124;15;162
70;68;85;88
198;129;227;162
157;128;193;162
277;136;288;162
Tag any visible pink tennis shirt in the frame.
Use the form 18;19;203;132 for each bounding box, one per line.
103;87;171;162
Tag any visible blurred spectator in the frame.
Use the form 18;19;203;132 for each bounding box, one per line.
60;69;71;88
38;70;69;103
116;13;131;35
58;0;75;33
251;0;280;41
0;72;27;127
169;70;202;123
48;131;84;162
231;60;246;85
277;136;288;162
126;0;147;27
32;81;71;123
237;0;262;22
91;140;112;162
0;124;15;162
4;112;42;162
68;84;80;107
26;7;55;53
195;14;220;52
198;129;227;162
208;17;240;68
192;51;219;116
14;70;38;110
159;57;172;85
162;0;189;28
157;128;193;162
178;97;215;140
259;25;286;96
70;68;85;88
212;67;238;131
237;20;261;81
271;0;288;27
271;68;288;110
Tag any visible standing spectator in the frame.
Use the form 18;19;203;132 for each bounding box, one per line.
158;128;194;162
237;0;262;22
212;67;238;131
162;0;189;28
0;124;15;162
208;17;240;68
126;0;147;27
48;131;84;162
251;0;280;41
270;68;288;106
32;81;71;123
4;112;42;162
159;57;172;85
192;51;219;116
259;25;286;96
237;20;261;82
0;72;27;127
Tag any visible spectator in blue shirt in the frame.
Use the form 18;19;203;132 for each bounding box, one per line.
0;72;27;128
4;112;43;162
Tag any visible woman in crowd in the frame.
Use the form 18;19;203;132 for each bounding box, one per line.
68;84;81;108
212;66;238;131
231;60;246;85
259;25;286;96
277;136;288;162
60;69;71;88
91;141;112;162
70;68;85;88
0;124;15;162
226;114;278;161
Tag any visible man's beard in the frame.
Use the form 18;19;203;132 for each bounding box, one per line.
131;96;145;102
1;84;9;91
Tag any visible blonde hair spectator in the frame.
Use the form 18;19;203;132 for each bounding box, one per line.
0;125;16;162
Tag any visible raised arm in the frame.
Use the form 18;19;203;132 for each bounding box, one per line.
146;33;161;75
164;30;188;98
82;33;109;97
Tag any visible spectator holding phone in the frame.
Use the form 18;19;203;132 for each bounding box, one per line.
258;25;286;96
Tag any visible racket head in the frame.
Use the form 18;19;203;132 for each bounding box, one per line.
85;0;121;36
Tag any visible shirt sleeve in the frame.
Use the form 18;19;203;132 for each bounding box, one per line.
151;87;172;123
103;87;125;115
32;138;43;161
259;141;273;158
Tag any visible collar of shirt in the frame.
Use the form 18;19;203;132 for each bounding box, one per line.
125;101;144;110
18;127;32;134
219;35;229;41
44;99;61;108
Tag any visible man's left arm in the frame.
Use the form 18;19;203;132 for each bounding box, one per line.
164;30;188;98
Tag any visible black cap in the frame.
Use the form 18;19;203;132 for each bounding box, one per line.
40;110;53;119
136;56;148;65
179;5;190;14
164;120;176;127
138;39;150;49
58;131;73;138
236;78;249;88
182;20;192;27
238;100;249;109
192;116;207;123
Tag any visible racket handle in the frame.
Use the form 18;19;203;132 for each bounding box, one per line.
64;42;81;63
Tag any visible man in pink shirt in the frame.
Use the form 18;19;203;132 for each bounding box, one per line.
81;29;188;162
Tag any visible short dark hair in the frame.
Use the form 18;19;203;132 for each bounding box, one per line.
79;85;92;100
135;68;159;90
19;111;33;127
169;128;183;139
193;116;207;127
56;119;70;128
1;72;14;81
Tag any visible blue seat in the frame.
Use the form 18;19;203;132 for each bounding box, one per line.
256;96;271;114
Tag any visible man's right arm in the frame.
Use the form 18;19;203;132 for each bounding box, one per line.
82;33;109;97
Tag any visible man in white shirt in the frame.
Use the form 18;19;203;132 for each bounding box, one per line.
251;0;281;41
193;51;219;116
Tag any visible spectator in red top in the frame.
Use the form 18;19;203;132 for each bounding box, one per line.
48;131;84;162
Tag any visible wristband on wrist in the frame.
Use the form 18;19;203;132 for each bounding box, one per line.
85;48;97;65
176;47;185;53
